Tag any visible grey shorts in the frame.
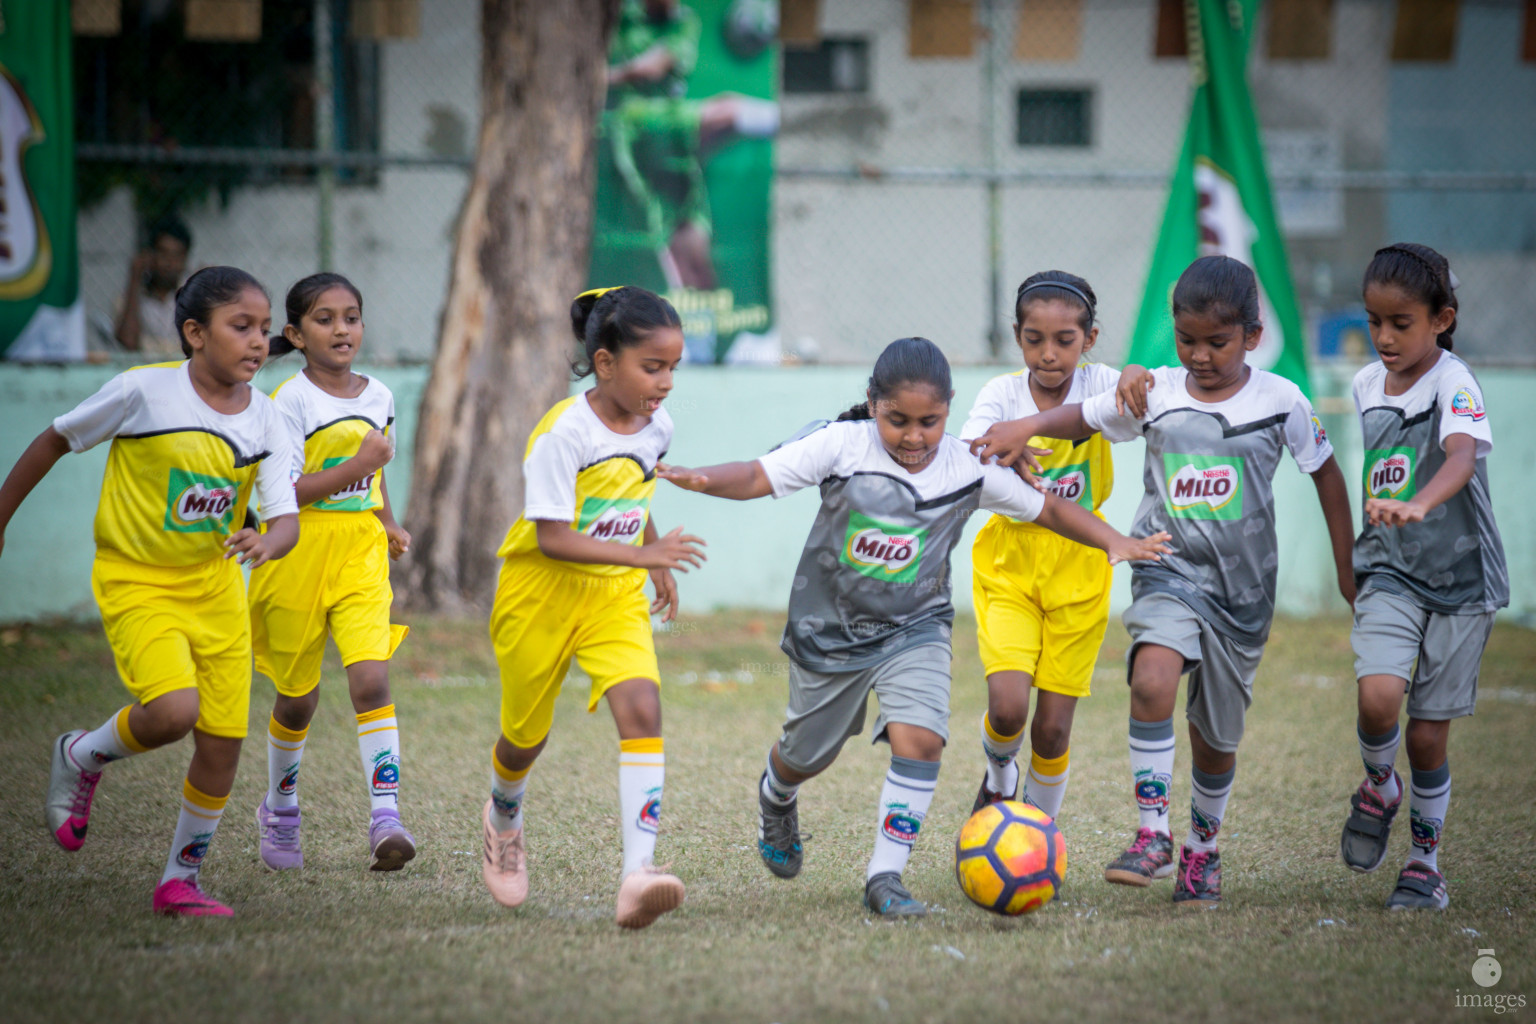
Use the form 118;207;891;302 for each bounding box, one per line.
1352;583;1494;720
777;643;953;774
1122;592;1264;754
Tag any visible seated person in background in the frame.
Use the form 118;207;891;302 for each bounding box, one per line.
115;217;192;356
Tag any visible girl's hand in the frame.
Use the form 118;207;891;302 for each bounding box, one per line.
1115;365;1154;418
967;422;1053;473
354;429;394;475
649;566;679;622
385;522;411;560
635;525;707;572
1105;530;1172;566
224;527;277;568
1365;497;1425;527
656;462;710;492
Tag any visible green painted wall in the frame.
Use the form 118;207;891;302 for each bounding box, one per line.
1;361;1530;625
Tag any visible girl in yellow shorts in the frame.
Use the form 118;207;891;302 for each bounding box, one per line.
960;271;1139;822
248;273;414;873
479;286;704;930
0;266;299;917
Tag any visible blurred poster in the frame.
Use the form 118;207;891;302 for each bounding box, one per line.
592;0;778;363
0;0;83;360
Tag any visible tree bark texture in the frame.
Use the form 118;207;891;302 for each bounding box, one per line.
403;0;620;613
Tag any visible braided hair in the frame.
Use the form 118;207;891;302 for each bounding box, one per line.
1363;243;1458;351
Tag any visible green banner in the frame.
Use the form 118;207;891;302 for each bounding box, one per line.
0;0;80;360
1127;0;1309;394
591;0;776;363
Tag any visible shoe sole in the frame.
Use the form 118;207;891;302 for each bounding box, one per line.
616;877;685;929
370;834;417;872
1103;864;1174;887
1174;896;1221;910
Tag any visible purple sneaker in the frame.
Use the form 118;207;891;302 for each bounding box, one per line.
256;797;303;870
368;809;416;872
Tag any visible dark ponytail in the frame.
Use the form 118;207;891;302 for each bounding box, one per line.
570;286;681;379
1171;255;1262;336
173;266;268;358
1363;243;1458;351
268;272;365;359
1015;269;1097;334
837;336;953;421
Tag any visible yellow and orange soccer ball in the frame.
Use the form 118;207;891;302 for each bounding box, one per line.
955;800;1067;915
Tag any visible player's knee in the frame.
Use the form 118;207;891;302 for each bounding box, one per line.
144;689;200;738
988;704;1027;737
1031;717;1070;758
272;689;318;731
1403;718;1449;765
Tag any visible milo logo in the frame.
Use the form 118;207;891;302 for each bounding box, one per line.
315;455;376;510
1163;455;1243;521
841;510;926;584
578;496;649;543
163;468;240;534
1364;447;1416;500
1041;462;1092;509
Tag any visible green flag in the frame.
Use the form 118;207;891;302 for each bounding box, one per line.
0;0;80;360
1127;0;1309;393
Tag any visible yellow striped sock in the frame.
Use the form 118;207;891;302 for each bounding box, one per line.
1030;748;1070;779
356;703;397;726
181;779;229;817
983;712;1024;746
619;737;665;755
268;715;309;746
492;745;532;784
115;706;150;754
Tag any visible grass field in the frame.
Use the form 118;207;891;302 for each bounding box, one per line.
1;612;1532;1023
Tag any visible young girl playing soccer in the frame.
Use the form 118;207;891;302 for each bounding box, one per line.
0;266;299;916
480;285;705;929
972;255;1356;908
960;270;1146;821
658;336;1170;917
1337;244;1507;910
248;273;416;872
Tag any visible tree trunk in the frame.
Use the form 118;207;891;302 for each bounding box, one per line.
402;0;620;614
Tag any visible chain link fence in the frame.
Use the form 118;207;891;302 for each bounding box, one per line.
73;0;1536;368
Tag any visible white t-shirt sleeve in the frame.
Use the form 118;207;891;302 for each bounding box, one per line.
1435;367;1493;457
758;423;844;498
978;462;1046;522
958;376;1011;441
1080;362;1122;396
273;387;308;484
1081;388;1143;443
522;432;583;522
52;374;133;452
255;405;300;520
1281;386;1334;473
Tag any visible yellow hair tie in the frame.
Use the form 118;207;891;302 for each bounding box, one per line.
575;286;621;302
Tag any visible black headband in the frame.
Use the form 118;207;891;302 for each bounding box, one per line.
1018;280;1095;319
1377;246;1454;290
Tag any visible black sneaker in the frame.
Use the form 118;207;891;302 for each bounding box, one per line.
1340;772;1401;873
1103;828;1176;886
757;772;803;879
1385;861;1449;910
1172;844;1221;908
971;767;1016;814
864;872;927;918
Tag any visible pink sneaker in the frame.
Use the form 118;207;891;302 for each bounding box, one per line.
152;877;234;917
615;865;684;929
481;800;528;907
46;731;100;852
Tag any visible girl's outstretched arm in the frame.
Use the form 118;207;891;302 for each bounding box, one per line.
1365;433;1477;530
0;427;73;559
1032;493;1172;566
1308;455;1357;608
535;518;706;572
967;404;1093;471
657;460;773;500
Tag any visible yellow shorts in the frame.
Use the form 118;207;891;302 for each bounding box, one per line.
972;515;1113;698
249;511;407;697
91;552;252;738
490;555;659;748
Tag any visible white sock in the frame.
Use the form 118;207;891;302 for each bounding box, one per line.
1408;761;1451;871
761;748;799;807
68;706;144;771
1129;716;1175;835
981;712;1024;796
619;738;665;877
1358;722;1402;804
161;779;228;885
1187;765;1235;853
266;715;308;810
866;755;940;881
489;748;528;833
356;704;401;814
1024;748;1070;821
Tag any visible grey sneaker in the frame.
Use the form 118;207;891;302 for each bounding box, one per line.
256;797;303;870
1385;862;1448;910
1172;845;1222;908
1340;773;1401;873
864;872;927;918
46;731;99;852
757;772;803;879
368;809;416;871
1103;828;1176;886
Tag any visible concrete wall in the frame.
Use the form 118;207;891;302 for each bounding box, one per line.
3;361;1531;626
